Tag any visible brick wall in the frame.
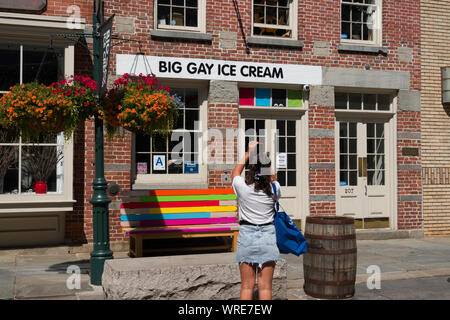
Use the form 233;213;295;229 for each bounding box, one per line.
421;0;450;236
36;0;422;243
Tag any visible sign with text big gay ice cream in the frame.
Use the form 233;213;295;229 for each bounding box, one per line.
116;55;322;85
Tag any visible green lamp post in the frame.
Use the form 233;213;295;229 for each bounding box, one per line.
89;0;113;286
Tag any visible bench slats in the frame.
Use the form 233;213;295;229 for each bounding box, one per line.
136;194;237;202
121;212;237;221
148;189;234;196
124;223;240;235
121;188;239;256
121;200;219;209
122;206;237;215
121;217;238;228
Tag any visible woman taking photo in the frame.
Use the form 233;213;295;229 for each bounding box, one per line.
231;141;281;300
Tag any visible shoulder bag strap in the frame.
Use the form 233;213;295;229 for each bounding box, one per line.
271;183;279;216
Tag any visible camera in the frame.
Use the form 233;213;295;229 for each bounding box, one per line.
303;84;310;91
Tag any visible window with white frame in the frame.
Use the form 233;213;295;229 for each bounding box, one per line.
341;0;381;43
0;43;67;196
252;0;297;39
155;0;205;32
135;87;202;177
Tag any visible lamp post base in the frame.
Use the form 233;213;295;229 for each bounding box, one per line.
90;250;113;285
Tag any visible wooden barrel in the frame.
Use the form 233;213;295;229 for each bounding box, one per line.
303;216;357;299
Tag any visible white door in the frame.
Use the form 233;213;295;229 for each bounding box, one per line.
240;117;302;220
336;120;391;221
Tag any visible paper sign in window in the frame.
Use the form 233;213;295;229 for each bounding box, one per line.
276;153;287;169
153;155;166;171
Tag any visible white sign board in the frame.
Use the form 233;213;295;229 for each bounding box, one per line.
116;55;322;85
276;153;287;169
153;155;166;171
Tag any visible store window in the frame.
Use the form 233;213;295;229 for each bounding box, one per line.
341;0;381;43
252;0;297;39
135;88;201;176
155;0;205;32
0;44;67;196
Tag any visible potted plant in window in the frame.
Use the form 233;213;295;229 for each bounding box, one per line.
101;73;183;139
22;145;64;194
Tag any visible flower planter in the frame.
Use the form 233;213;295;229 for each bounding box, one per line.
102;74;183;138
34;181;47;194
0;76;98;142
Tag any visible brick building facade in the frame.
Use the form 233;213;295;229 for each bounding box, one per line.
0;0;425;248
421;0;450;237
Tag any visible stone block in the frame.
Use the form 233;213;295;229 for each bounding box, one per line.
309;85;334;107
208;80;238;104
398;47;413;63
115;17;135;34
398;90;421;111
322;67;410;90
102;253;287;300
219;31;237;50
313;41;329;56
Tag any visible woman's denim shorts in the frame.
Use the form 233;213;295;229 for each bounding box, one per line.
233;223;281;269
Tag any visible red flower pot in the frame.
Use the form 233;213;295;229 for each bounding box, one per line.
35;181;47;194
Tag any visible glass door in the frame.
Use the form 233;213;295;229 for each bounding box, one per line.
336;120;390;223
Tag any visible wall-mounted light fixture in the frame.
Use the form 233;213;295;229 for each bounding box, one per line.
441;67;450;104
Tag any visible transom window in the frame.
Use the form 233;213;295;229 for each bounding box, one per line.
335;92;392;111
252;0;297;39
135;88;200;175
156;0;203;32
341;0;380;43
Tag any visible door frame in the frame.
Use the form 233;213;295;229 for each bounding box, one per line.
238;106;309;229
335;110;397;230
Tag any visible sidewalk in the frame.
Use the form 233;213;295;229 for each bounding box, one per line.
1;238;449;300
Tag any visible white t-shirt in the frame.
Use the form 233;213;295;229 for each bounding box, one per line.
232;176;281;225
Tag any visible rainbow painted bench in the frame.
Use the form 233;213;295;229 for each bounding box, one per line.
120;189;240;257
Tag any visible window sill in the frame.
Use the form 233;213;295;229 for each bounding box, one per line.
0;199;76;213
150;29;212;42
247;36;303;49
338;43;388;55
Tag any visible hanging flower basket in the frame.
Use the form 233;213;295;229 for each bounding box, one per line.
0;76;98;142
50;75;98;122
101;73;183;138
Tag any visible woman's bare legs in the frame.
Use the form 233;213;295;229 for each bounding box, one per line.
257;262;275;300
239;263;257;300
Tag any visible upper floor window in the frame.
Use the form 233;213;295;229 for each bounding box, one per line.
341;0;381;44
155;0;205;33
252;0;297;39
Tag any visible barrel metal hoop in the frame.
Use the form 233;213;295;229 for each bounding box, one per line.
306;217;355;225
306;248;357;255
304;287;355;300
304;278;356;287
304;233;356;240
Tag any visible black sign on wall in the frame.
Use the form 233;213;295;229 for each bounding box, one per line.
0;0;47;13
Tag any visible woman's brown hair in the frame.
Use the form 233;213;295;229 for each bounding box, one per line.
245;157;273;198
